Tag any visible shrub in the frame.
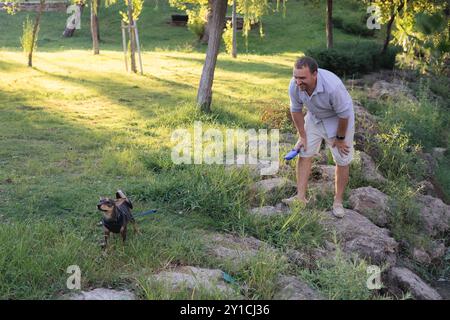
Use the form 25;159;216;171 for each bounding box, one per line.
306;42;401;77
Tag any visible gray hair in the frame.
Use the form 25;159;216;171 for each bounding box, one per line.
294;56;318;73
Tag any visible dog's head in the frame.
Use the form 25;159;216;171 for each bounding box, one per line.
97;190;133;220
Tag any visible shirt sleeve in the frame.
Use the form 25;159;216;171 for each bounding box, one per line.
288;78;303;113
331;83;353;118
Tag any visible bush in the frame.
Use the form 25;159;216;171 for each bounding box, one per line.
332;14;375;37
306;42;401;77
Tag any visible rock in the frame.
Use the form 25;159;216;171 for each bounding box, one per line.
386;267;442;300
431;147;446;161
412;248;431;265
273;275;324;300
152;266;239;297
428;241;446;261
251;177;296;194
286;242;336;270
352;103;381;157
419;152;438;178
205;233;274;263
416;195;450;236
321;209;398;266
312;165;335;182
225;160;280;178
368;80;416;101
66;288;136;300
349;187;390;227
250;204;289;217
358;152;387;184
313;149;329;165
417;180;438;197
309;181;335;195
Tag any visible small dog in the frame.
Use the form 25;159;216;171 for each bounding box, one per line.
97;190;140;248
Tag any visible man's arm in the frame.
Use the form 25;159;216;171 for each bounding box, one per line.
291;112;307;151
336;117;349;138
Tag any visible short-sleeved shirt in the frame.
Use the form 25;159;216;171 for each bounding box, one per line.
289;68;354;138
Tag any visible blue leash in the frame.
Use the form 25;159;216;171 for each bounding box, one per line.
134;209;158;218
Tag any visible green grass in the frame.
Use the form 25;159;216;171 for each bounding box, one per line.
0;0;447;299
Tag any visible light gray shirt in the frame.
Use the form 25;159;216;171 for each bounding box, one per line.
289;68;354;138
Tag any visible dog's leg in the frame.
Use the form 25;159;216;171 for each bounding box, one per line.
101;228;110;249
131;221;141;235
120;225;127;243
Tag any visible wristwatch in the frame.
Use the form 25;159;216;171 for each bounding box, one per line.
336;135;345;140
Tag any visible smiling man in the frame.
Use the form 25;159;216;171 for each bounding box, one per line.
288;56;355;218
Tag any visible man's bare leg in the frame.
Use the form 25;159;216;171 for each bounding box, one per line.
334;164;349;205
296;156;313;203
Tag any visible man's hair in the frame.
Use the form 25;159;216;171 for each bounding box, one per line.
294;56;318;74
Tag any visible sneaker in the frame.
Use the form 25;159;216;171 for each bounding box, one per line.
332;203;345;218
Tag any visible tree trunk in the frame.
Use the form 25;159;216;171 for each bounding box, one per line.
201;0;214;44
197;0;228;112
231;0;237;58
90;0;99;54
381;0;404;54
326;0;333;49
127;0;137;73
29;0;45;67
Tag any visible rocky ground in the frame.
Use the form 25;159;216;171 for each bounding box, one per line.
65;74;449;300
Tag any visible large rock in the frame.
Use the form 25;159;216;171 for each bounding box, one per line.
250;204;289;217
273;275;324;300
312;165;335;182
251;178;297;205
321;209;398;266
417;180;438;198
358;152;387;184
205;233;274;264
416;195;450;236
353;103;380;155
386;267;442;300
368;80;416;101
349;187;390;227
152;266;239;297
431;147;446;161
67;288;136;300
286;241;337;270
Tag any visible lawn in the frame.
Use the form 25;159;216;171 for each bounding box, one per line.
1;0;447;299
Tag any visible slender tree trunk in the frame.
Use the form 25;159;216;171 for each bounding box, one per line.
91;0;99;54
201;0;214;44
197;0;228;112
29;0;45;67
381;0;404;54
326;0;333;49
231;0;237;58
127;0;137;73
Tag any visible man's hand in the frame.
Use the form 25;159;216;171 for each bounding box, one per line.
295;135;307;152
332;139;350;157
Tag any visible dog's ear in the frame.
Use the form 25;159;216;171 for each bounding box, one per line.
116;190;133;209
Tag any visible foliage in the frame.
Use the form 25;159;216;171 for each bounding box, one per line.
222;20;233;54
306;41;400;77
368;0;450;75
20;15;36;55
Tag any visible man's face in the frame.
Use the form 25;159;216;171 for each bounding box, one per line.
293;66;317;92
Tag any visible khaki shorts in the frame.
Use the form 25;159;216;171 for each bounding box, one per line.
299;116;355;166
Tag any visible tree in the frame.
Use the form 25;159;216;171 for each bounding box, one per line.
370;0;449;74
326;0;333;49
197;0;228;112
170;0;277;111
11;0;46;67
91;0;100;54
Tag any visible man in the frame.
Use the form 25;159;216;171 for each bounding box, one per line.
288;56;355;218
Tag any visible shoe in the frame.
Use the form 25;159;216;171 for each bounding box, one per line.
332;203;345;218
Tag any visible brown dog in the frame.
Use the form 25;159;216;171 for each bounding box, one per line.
97;190;140;248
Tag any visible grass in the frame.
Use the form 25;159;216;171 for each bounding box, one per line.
0;0;448;299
